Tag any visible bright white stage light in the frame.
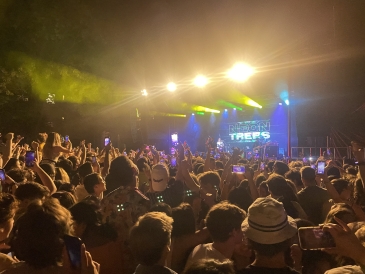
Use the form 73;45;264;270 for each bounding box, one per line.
193;75;208;87
141;89;148;96
285;99;290;105
227;63;255;82
167;82;176;92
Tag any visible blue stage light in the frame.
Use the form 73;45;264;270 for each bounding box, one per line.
285;100;289;105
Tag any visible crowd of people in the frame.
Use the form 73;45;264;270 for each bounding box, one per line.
0;131;365;273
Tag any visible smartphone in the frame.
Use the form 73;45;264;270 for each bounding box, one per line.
92;156;97;164
317;161;325;174
260;162;265;171
65;135;69;142
0;169;5;181
298;227;335;250
104;137;110;147
171;157;177;167
25;151;35;167
63;235;82;269
232;165;245;174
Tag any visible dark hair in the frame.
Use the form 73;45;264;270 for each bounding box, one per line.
56;158;73;175
273;161;290;176
327;166;341;179
39;163;56;179
83;173;100;195
255;174;267;188
325;203;357;225
129;212;173;266
215;161;224;169
300;166;316;182
67;156;78;170
331;179;349;195
13;198;72;269
205;202;246;242
51;191;76;209
58;183;76;197
172;203;196;237
0;193;17;224
105;156;138;194
196;165;205;175
78;162;93;180
149;202;173;217
14;182;49;201
266;175;299;218
267;161;275;172
285;169;303;188
183;259;235;274
228;180;253;212
199;171;220;188
4;158;20;172
6;168;26;183
248;238;291;257
69;201;117;242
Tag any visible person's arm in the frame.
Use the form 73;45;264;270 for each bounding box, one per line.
322;216;365;266
180;160;199;192
245;167;259;201
352;141;365;189
79;141;87;165
203;146;212;172
30;158;57;194
319;167;342;203
150;147;159;165
2;133;14;167
101;143;111;178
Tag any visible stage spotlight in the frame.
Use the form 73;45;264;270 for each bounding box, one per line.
246;99;262;109
167;82;176;92
279;103;283;105
233;108;236;110
141;89;148;96
193;106;220;113
285;99;290;105
196;112;205;116
224;109;228;111
227;62;255;82
192;113;195;115
193;75;208;87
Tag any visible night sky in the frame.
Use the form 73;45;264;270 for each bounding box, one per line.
1;0;365;143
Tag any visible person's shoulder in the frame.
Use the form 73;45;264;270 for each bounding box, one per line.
325;265;362;274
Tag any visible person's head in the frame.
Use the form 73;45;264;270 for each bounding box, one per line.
300;166;316;186
37;132;47;143
129;212;173;266
14;182;49;208
228;180;253;212
258;181;269;197
172;203;196;237
105;156;139;192
199;171;220;201
13;198;72;269
67;155;79;171
327;166;341;179
83;173;106;196
54;167;70;183
331;179;353;201
267;161;275;173
193;163;203;175
324;203;357;225
273;161;290;176
183;259;235;274
51;191;76;209
285;169;303;192
205;202;246;244
255;174;267;189
151;164;169;192
6;168;27;183
69;200;108;239
149;202;172;217
39;163;56;180
4;158;21;172
242;197;297;257
45;132;61;147
266;174;297;202
56;158;73;175
215;161;224;170
0;194;17;242
77;162;93;183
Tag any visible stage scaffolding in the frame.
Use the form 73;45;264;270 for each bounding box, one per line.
291;146;351;160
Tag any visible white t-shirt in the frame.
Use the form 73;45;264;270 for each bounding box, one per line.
184;243;230;270
75;184;89;202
